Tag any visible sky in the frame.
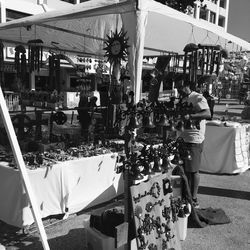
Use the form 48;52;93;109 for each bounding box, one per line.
227;0;250;42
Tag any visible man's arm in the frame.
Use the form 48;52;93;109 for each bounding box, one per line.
190;109;211;120
190;95;211;120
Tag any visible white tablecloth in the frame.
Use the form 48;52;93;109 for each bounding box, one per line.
0;153;123;228
200;124;250;174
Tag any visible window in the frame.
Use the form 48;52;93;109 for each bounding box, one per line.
210;11;216;24
218;16;225;28
38;0;47;4
220;0;227;9
60;0;75;3
60;0;89;3
200;8;208;20
193;4;197;17
6;9;30;22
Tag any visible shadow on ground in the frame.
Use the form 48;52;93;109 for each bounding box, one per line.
214;111;242;117
3;228;85;250
199;186;250;201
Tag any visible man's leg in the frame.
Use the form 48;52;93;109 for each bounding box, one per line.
184;171;192;190
190;171;200;201
184;142;203;208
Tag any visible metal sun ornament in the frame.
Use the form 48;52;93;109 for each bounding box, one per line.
104;29;129;65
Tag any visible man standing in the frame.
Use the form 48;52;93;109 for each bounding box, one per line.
78;91;91;138
178;80;211;208
148;68;162;103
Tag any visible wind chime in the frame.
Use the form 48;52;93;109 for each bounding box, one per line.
48;54;60;91
14;44;27;81
197;44;223;76
168;53;180;73
183;43;199;86
183;42;228;88
28;39;43;73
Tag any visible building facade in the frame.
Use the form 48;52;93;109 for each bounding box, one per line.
193;0;229;31
0;0;72;23
0;0;231;29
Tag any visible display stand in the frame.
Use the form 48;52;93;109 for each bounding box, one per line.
130;173;181;250
0;87;50;250
121;123;183;249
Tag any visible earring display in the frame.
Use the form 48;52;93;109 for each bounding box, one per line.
130;173;181;250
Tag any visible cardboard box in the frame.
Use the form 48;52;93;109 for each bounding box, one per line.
85;224;136;250
83;210;136;250
86;227;119;250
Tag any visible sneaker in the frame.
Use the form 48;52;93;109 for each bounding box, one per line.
192;198;200;209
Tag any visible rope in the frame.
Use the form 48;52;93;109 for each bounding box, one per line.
201;30;212;44
187;25;197;44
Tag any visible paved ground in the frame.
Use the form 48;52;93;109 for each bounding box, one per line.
1;99;250;250
183;170;250;250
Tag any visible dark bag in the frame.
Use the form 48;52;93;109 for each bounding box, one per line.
173;165;231;228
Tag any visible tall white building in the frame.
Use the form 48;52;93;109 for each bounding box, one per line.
0;0;72;23
193;0;229;31
0;0;230;30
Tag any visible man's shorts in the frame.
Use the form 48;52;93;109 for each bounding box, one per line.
184;142;204;173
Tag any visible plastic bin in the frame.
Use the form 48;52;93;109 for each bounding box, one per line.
176;203;191;241
176;215;189;241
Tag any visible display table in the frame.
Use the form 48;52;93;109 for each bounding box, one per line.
200;123;250;174
0;153;123;228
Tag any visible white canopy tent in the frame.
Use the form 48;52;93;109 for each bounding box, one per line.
0;0;249;101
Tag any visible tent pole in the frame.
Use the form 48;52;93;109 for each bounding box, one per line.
0;87;50;250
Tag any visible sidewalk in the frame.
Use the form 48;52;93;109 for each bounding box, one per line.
213;98;244;119
182;170;250;250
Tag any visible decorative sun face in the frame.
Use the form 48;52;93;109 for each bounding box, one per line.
104;29;129;65
111;40;122;56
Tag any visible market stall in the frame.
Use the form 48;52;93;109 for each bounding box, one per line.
201;122;250;174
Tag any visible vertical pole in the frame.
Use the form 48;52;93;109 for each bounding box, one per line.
215;0;220;26
123;169;131;250
30;71;36;90
124;128;132;250
224;0;229;32
0;87;50;250
195;1;200;20
0;0;6;23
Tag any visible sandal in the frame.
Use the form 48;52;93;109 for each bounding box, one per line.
192;198;200;209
